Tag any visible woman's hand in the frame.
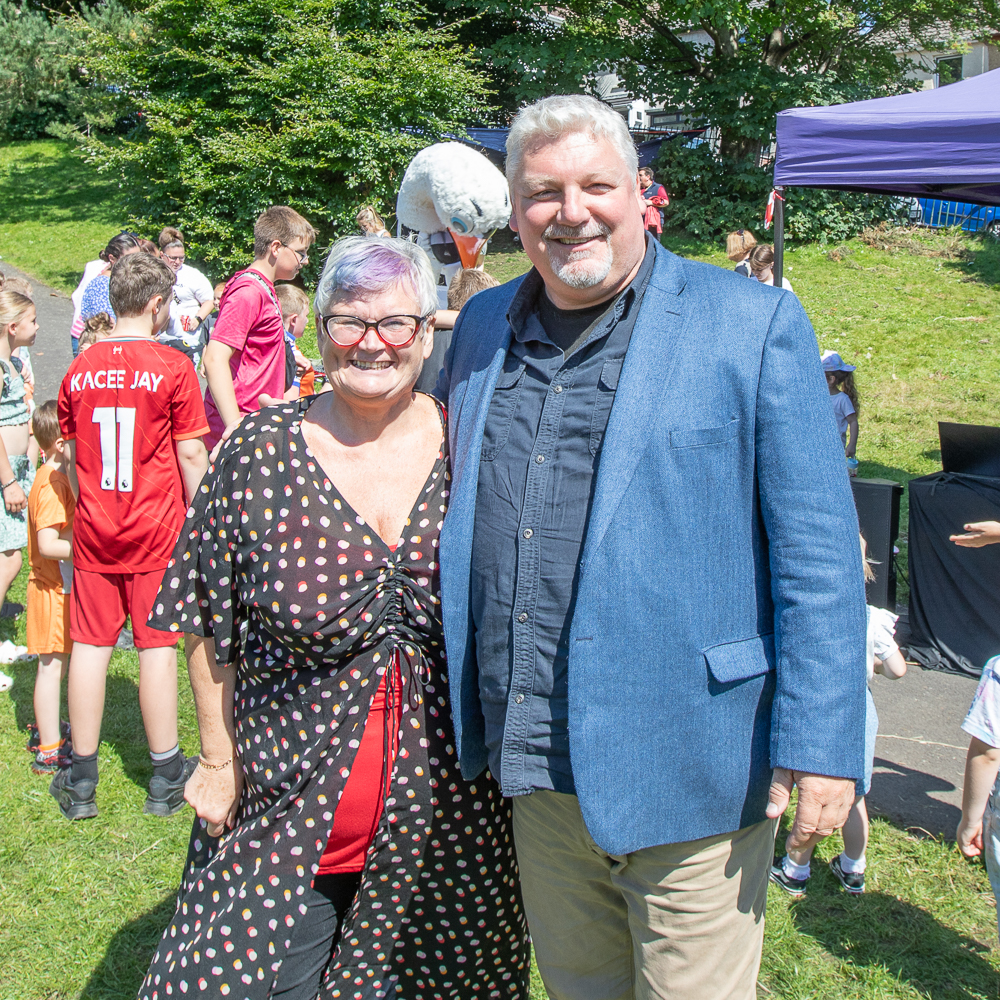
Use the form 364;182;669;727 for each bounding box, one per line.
3;481;26;514
185;757;244;838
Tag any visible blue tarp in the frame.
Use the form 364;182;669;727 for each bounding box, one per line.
774;69;1000;206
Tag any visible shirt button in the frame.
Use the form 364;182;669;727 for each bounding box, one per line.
535;454;545;464
553;385;563;393
517;612;528;623
514;693;525;704
522;528;533;539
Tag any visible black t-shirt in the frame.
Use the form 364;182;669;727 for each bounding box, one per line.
536;292;619;358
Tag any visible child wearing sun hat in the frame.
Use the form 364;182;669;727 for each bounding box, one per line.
822;350;860;474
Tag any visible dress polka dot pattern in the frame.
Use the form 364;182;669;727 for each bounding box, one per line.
140;398;530;999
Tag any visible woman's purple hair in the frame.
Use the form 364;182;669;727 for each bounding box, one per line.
315;236;437;316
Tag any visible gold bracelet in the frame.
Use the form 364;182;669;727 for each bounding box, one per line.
198;755;234;771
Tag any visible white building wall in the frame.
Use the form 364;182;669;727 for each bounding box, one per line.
902;40;1000;88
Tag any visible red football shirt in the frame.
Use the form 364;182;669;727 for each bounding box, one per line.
58;337;209;574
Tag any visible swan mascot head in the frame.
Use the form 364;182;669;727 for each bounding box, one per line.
396;141;511;293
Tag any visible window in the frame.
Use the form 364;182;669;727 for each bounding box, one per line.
937;56;963;86
649;111;683;130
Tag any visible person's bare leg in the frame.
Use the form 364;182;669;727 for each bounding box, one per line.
841;796;868;861
0;548;22;607
67;643;115;756
786;842;817;868
33;651;68;748
138;644;179;754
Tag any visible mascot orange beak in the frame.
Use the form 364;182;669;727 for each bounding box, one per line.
448;229;488;269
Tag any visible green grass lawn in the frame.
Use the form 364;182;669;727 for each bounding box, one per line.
1;140;1000;999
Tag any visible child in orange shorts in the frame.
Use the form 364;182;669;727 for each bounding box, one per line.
26;400;75;774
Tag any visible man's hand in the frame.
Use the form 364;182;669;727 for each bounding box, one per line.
766;768;856;853
185;757;243;838
950;521;1000;548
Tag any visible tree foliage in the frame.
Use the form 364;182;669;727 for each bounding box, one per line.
448;0;999;236
459;0;998;156
70;0;490;277
0;0;79;137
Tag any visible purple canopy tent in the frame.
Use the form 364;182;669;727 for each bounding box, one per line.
770;68;1000;282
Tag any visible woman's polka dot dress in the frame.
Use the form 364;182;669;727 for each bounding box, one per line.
140;398;531;999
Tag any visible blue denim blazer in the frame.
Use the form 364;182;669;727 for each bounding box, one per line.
438;241;867;855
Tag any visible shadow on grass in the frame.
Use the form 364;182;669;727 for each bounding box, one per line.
945;234;1000;287
5;655;157;791
80;893;175;1000
855;460;917;488
789;884;997;1000
866;757;961;840
0;145;119;229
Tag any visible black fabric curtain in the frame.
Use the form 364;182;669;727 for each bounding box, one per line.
907;473;1000;675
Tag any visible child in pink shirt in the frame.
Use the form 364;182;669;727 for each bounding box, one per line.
202;206;316;448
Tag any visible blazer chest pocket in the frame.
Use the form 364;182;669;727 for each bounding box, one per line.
590;358;623;456
480;363;525;462
703;633;776;685
669;419;738;450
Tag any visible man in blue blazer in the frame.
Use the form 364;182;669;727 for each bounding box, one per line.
436;95;867;1000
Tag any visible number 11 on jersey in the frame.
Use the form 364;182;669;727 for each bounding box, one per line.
92;406;136;492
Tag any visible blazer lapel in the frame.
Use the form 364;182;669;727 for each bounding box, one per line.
580;247;689;569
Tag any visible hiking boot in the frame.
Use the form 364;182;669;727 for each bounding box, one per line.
49;766;98;820
769;860;809;897
829;855;865;894
144;754;197;817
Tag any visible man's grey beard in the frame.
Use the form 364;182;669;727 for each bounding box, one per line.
544;223;614;289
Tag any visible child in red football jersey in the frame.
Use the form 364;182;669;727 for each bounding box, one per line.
52;254;209;821
202;205;316;448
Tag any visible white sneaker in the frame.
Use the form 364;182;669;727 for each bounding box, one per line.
0;640;30;664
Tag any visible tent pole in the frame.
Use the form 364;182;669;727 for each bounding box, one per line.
773;185;785;287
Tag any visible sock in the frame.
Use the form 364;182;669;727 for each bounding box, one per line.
840;851;866;874
782;856;811;880
38;741;62;755
151;745;184;781
72;750;99;783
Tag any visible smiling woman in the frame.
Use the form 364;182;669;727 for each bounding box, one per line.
140;235;531;1000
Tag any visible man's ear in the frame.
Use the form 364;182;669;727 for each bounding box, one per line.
508;210;520;234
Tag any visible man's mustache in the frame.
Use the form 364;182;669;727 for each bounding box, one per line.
542;222;612;241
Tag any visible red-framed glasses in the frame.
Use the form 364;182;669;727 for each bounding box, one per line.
320;314;430;349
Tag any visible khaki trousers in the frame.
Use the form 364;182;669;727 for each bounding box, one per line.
512;791;777;1000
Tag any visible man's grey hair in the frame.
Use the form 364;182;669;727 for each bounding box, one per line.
505;94;639;182
315;235;439;318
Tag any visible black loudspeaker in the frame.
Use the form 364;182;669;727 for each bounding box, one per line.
850;477;903;610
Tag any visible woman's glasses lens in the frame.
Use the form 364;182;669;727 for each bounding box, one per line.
324;315;420;347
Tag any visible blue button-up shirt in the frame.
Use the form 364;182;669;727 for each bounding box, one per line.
470;238;656;796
